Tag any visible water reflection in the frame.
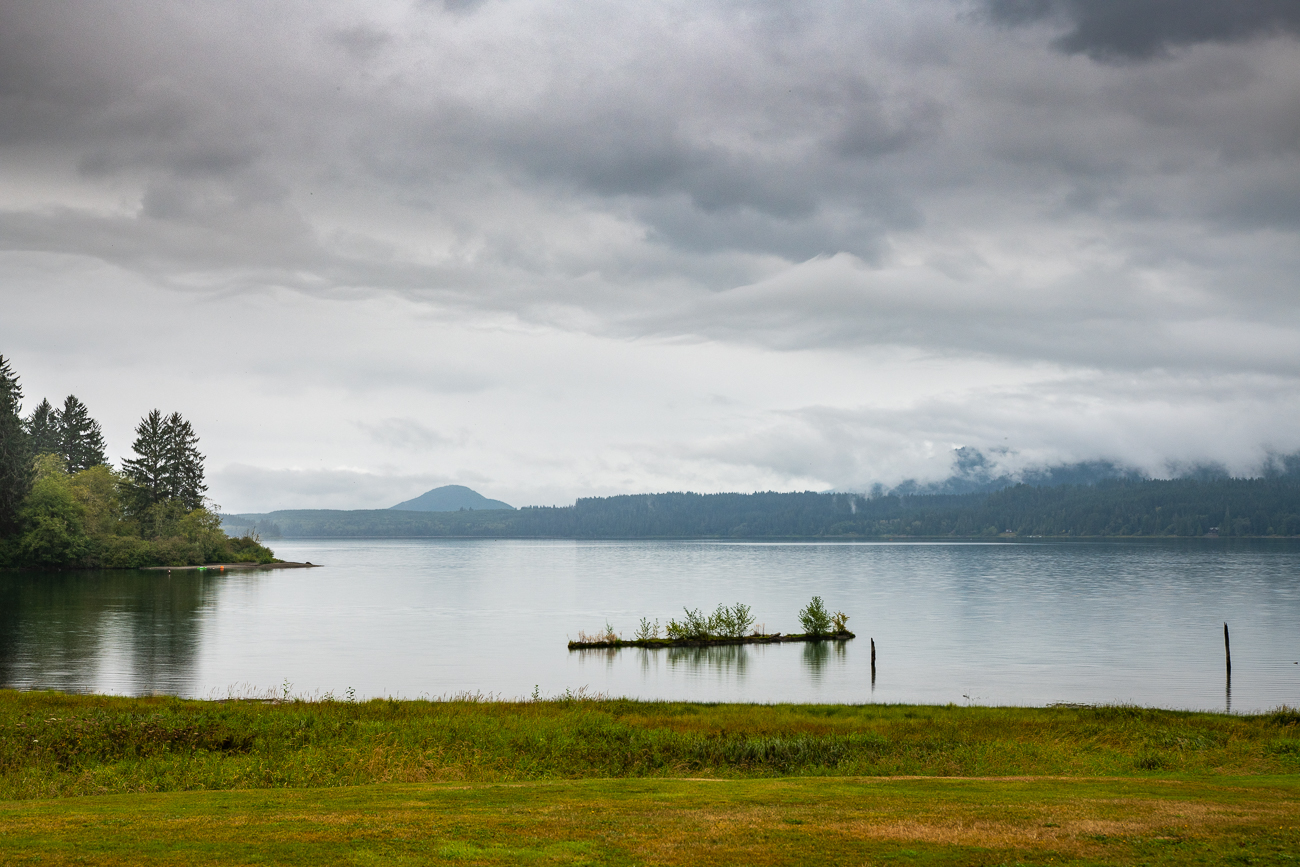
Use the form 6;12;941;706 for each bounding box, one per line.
572;646;622;671
666;644;750;679
801;640;848;682
3;538;1300;710
573;644;754;686
0;569;221;695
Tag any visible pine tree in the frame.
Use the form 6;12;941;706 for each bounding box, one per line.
121;409;169;510
121;410;207;512
57;395;108;473
0;355;33;536
163;412;206;511
24;398;60;456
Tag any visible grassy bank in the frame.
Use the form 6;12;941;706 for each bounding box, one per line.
5;692;1300;864
4;691;1300;800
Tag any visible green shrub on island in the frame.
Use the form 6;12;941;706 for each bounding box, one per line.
798;596;833;636
665;603;757;640
586;600;852;645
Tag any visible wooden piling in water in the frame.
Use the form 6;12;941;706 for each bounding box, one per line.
1224;622;1231;674
870;637;876;682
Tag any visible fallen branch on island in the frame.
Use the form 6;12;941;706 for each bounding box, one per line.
568;631;855;650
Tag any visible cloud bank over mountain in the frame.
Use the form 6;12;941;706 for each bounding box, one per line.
2;0;1298;510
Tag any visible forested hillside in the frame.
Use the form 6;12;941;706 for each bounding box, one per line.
229;476;1300;539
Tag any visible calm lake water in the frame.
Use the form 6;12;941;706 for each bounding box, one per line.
2;539;1298;711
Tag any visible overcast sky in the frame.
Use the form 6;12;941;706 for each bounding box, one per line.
2;0;1299;511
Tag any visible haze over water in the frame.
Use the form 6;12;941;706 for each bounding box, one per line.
2;539;1297;712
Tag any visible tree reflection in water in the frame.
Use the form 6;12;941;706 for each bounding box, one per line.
0;569;222;695
572;646;622;670
666;644;750;679
801;640;848;682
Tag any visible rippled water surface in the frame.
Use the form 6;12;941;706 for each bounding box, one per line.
2;538;1298;710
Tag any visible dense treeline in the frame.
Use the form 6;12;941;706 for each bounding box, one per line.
229;475;1300;539
0;355;275;568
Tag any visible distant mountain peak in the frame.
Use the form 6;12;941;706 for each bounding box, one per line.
390;484;514;512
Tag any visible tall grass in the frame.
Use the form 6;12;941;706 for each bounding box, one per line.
3;691;1300;800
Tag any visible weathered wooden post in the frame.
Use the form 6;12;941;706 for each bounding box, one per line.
870;637;876;684
1224;622;1232;713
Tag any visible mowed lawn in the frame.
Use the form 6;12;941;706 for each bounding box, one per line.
4;776;1300;865
3;691;1300;864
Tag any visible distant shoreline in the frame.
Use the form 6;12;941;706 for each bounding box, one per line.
221;478;1300;540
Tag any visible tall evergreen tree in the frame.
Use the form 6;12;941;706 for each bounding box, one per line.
121;410;207;511
24;398;60;456
57;395;108;473
0;355;33;537
164;412;206;511
121;409;169;510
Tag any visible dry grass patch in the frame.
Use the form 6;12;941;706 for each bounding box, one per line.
1;776;1298;865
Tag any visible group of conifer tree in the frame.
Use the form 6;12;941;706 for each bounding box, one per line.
0;354;273;568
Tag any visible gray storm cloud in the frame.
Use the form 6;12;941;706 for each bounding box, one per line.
1;0;1298;507
980;0;1300;60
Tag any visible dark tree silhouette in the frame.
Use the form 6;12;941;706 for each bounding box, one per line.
122;410;207;512
121;410;169;510
164;412;206;511
57;395;108;473
0;356;33;536
24;398;60;457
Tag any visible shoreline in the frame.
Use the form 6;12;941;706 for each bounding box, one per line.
142;561;321;572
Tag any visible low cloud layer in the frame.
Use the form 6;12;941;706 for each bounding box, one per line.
2;0;1298;509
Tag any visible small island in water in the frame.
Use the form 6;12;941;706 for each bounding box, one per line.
568;598;854;649
568;630;855;650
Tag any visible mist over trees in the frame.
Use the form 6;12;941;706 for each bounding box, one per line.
229;475;1300;540
0;355;270;569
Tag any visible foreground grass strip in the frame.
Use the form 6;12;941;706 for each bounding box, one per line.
2;776;1299;865
5;691;1300;800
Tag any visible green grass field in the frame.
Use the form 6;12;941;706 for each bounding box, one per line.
2;691;1299;864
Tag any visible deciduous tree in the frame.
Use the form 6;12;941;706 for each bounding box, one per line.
17;455;89;565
